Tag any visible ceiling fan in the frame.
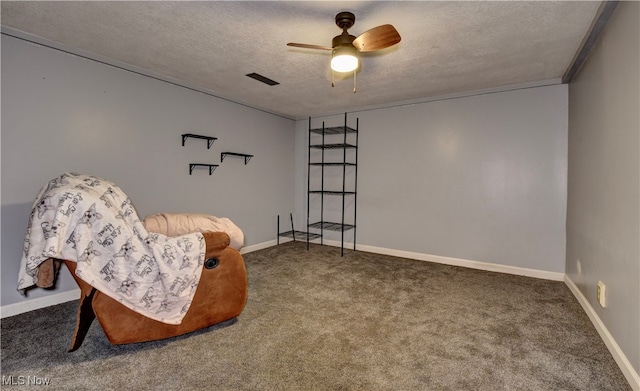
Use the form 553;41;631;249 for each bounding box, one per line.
287;11;401;92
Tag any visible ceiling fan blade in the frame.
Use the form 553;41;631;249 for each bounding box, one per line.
352;24;401;52
287;43;332;51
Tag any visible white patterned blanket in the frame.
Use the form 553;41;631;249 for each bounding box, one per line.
18;173;205;325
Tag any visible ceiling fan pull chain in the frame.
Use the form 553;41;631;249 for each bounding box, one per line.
331;69;335;87
353;70;357;93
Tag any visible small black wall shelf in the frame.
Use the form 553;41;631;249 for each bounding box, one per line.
189;163;219;175
182;133;218;149
221;152;253;165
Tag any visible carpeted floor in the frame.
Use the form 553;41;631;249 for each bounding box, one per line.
1;241;631;390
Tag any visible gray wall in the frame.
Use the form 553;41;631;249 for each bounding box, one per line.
566;1;640;375
295;84;568;273
1;36;295;307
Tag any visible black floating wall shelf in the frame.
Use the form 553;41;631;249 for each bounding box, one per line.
189;164;219;175
182;133;218;149
221;152;253;165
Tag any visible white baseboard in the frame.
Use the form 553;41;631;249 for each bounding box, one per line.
240;239;280;254
0;288;80;319
319;239;564;281
564;276;640;390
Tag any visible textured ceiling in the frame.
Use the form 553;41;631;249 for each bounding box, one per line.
1;1;602;120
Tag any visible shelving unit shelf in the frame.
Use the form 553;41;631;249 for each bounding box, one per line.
309;162;357;166
277;213;322;245
310;143;357;149
308;221;356;231
306;113;359;256
278;230;323;241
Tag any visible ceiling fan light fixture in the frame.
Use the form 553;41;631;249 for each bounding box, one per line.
331;45;358;73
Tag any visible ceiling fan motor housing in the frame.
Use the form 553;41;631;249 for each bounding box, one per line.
333;11;357;49
332;32;357;48
335;11;356;30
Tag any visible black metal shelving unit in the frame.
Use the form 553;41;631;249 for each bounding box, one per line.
306;113;358;256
